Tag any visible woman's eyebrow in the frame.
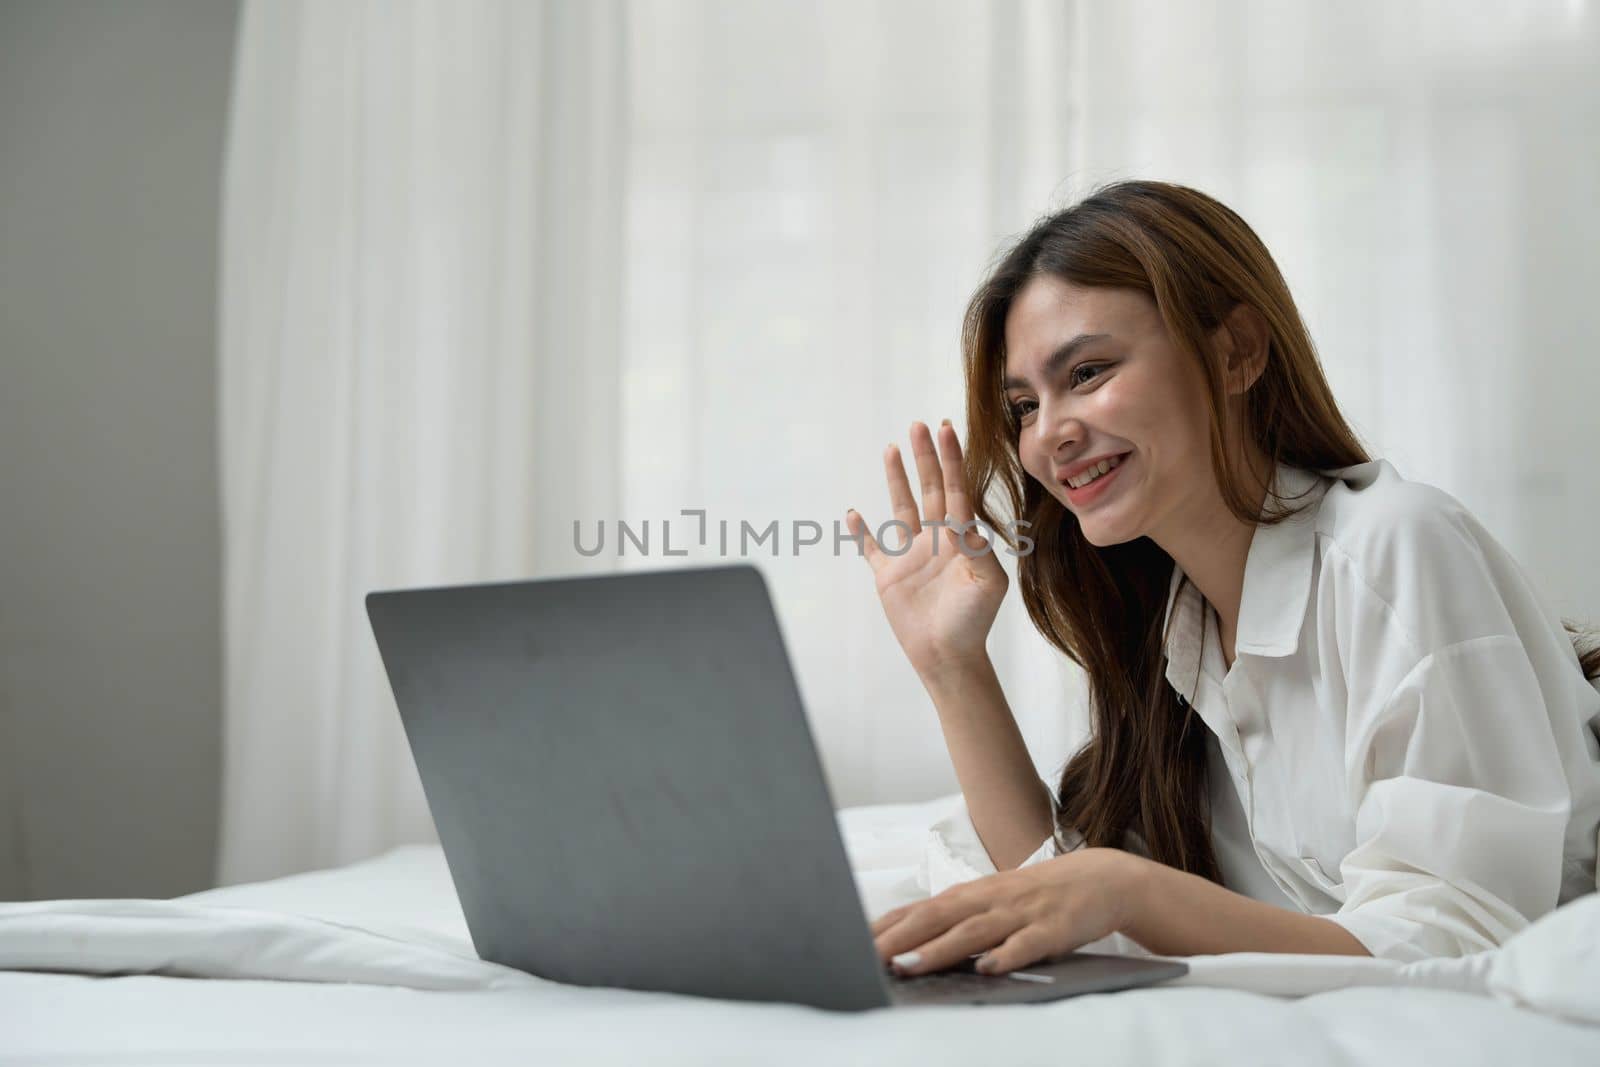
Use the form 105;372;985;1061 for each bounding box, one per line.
1002;333;1110;390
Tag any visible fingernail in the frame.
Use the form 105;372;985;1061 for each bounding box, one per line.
892;951;922;970
941;418;952;426
975;953;994;973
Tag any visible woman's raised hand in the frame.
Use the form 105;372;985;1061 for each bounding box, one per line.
845;421;1009;680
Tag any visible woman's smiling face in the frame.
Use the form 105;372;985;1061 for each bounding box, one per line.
1002;276;1223;548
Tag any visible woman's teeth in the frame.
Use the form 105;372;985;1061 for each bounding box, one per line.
1067;453;1124;489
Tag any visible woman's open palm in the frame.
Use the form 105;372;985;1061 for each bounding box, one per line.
845;421;1009;678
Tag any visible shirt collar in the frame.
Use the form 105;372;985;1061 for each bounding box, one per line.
1161;462;1328;704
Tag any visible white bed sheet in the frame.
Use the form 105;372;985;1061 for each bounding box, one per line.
2;796;1597;1066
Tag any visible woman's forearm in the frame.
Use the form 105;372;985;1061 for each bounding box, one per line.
1119;853;1370;956
920;655;1054;871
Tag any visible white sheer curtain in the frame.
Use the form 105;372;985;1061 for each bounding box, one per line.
218;0;625;883
219;0;1600;882
617;0;1091;811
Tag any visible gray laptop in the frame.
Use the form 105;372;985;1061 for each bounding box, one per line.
365;563;1186;1010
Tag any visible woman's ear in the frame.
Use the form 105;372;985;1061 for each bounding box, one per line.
1217;303;1270;395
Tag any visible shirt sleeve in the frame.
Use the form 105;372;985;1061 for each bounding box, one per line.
1328;634;1574;962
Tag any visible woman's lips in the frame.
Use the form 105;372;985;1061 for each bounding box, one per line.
1062;452;1130;507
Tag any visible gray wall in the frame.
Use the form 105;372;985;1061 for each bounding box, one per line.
0;0;238;899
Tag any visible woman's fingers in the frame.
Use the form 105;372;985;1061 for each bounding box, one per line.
884;911;1025;977
872;900;950;963
971;925;1053;976
844;509;884;572
936;420;977;526
870;905;912;937
871;421;974;561
873;887;982;962
909;422;946;527
882;444;922;542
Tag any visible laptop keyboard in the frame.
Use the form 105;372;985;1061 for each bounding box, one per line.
885;953;1050;994
890;968;1022;994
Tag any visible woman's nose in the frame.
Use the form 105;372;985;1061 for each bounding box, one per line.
1033;403;1081;457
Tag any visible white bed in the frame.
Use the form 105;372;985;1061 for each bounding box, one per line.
3;795;1597;1066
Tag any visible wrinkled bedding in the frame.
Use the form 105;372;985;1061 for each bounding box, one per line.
1;795;1596;1065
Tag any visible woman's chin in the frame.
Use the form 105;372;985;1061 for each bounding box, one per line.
1079;524;1113;548
1075;509;1138;548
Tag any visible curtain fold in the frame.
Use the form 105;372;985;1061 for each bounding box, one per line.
218;0;625;884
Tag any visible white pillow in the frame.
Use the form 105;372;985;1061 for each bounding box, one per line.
1487;892;1600;1025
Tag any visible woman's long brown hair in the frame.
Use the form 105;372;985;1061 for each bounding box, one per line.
959;179;1600;882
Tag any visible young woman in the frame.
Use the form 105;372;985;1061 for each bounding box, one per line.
845;180;1600;976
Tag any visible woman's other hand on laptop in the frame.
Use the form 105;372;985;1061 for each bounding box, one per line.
870;847;1138;977
845;420;1009;686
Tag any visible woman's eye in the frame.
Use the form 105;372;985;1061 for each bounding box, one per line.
1070;362;1105;387
1007;365;1106;425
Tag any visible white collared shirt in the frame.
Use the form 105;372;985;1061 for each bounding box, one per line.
1154;459;1600;961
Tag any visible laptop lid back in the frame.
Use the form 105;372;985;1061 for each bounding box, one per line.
366;564;889;1011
